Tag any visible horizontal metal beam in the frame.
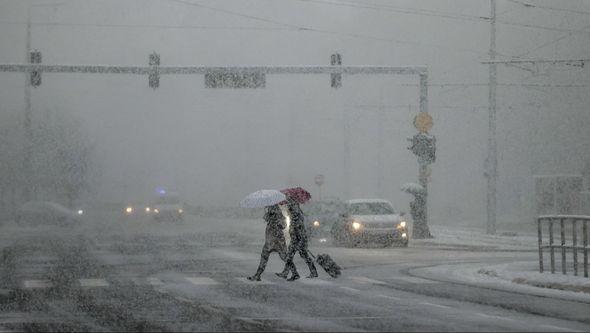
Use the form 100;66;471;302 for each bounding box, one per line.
538;215;590;220
481;59;589;65
0;64;427;75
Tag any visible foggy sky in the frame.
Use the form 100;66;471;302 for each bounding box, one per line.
0;0;589;226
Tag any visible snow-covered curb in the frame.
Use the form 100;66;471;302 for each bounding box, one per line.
411;261;590;304
477;261;590;293
411;225;537;251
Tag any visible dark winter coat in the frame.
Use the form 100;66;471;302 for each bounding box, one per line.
263;205;287;251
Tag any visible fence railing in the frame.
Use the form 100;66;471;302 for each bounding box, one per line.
537;215;589;277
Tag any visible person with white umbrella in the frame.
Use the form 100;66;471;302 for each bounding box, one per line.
240;190;289;281
247;204;288;281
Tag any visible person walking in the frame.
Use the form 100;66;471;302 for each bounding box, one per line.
247;204;288;281
276;197;318;281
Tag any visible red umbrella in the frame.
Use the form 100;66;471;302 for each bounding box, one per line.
280;187;312;204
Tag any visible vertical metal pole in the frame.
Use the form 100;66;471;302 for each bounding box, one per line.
486;0;497;235
583;220;588;278
538;217;544;273
417;72;431;238
549;220;555;273
560;218;566;274
342;107;351;200
22;3;33;203
573;219;578;276
377;87;385;197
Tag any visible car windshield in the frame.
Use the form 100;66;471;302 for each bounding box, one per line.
347;202;395;215
155;196;180;204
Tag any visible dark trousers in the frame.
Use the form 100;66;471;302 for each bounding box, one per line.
283;238;317;277
253;241;287;278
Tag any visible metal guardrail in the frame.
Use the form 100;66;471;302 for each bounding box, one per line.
537;215;590;277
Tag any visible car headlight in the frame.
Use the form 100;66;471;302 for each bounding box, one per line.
77;209;84;215
125;206;133;214
313;220;320;227
154;208;159;214
352;221;362;230
145;207;151;213
402;233;407;238
178;209;183;214
399;221;406;228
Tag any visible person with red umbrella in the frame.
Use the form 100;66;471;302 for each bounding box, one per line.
276;191;318;281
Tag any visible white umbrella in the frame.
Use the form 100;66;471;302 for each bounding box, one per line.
401;182;425;195
240;189;286;208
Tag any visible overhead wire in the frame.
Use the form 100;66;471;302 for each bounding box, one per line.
294;0;487;23
505;0;590;16
513;22;590;57
163;0;491;56
295;0;590;35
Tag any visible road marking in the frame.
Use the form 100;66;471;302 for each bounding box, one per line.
377;294;401;301
237;316;397;321
390;276;441;284
476;313;515;322
235;277;274;285
79;278;110;288
210;249;259;261
339;286;361;293
132;277;164;286
298;278;334;286
147;277;164;286
186;277;220;286
350;276;387;285
419;302;451;309
538;324;580;332
23;280;53;289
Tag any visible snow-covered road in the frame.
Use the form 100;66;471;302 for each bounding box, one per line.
0;215;588;331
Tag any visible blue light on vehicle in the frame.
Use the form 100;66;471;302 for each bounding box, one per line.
157;188;166;195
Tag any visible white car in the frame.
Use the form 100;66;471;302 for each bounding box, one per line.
331;199;408;247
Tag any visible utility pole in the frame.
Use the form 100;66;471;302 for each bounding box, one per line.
22;3;33;202
377;87;385;198
486;0;497;235
22;1;62;202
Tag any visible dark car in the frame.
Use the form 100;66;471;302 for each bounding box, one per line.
331;199;408;247
302;199;345;243
150;191;184;222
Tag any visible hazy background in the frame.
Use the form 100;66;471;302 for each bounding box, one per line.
0;0;588;227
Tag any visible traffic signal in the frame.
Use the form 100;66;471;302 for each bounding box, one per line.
149;52;160;89
331;53;342;88
30;50;42;87
409;133;436;164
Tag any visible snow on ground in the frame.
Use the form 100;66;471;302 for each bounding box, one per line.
412;261;590;304
478;261;590;293
412;224;537;251
410;223;590;303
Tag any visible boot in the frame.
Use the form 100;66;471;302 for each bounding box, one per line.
247;275;261;281
287;273;300;282
306;261;318;278
276;265;290;279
